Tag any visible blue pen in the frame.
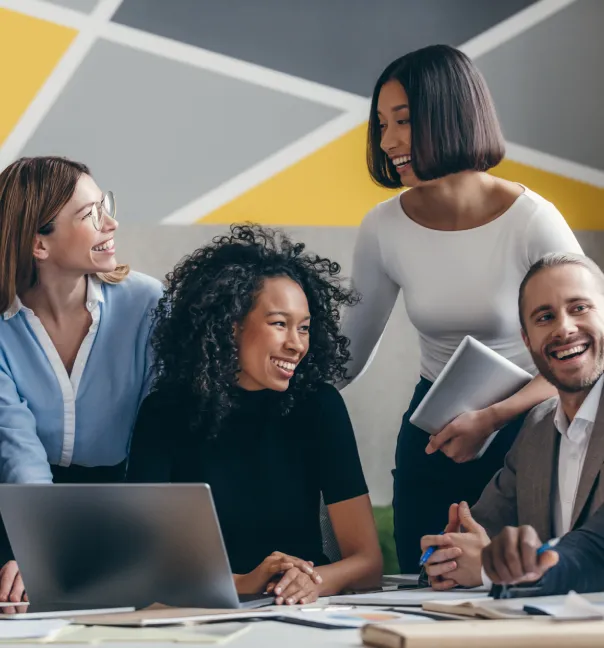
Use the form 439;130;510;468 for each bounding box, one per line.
494;538;561;599
419;531;444;567
536;537;560;555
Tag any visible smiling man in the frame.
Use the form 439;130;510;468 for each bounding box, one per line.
421;252;604;592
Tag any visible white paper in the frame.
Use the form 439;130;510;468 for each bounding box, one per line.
284;607;434;627
529;591;604;620
0;618;69;639
329;587;490;606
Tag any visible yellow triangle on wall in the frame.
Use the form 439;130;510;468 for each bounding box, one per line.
201;121;603;230
491;159;604;231
200;124;398;227
0;9;77;147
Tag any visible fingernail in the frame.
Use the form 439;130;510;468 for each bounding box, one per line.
275;587;281;595
316;575;323;583
276;597;283;605
286;598;294;605
525;572;539;580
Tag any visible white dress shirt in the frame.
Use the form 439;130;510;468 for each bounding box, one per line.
481;374;604;587
552;374;604;536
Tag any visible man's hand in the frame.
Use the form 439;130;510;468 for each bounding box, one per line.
421;502;489;590
426;409;497;463
482;526;559;585
235;552;321;596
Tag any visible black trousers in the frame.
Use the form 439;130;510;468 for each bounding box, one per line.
0;460;127;564
393;377;526;573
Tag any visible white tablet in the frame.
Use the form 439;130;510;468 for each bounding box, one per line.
409;336;533;436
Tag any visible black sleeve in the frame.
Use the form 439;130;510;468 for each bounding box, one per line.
535;505;604;595
312;383;369;505
126;392;174;483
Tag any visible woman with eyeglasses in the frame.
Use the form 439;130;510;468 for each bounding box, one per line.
0;156;163;601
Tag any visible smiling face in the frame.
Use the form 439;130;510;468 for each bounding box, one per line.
34;173;118;276
235;276;311;392
377;79;419;187
521;264;604;393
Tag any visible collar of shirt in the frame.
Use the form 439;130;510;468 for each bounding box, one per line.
2;275;105;321
554;373;604;441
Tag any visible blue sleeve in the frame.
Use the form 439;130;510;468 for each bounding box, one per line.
536;505;604;594
0;360;53;483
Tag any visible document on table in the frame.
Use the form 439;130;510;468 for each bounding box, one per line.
525;591;604;620
282;606;434;628
0;619;69;641
329;587;490;606
10;622;250;644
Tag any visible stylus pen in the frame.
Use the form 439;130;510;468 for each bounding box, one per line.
418;531;444;567
491;538;561;599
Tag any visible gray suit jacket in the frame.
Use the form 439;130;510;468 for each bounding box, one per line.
472;391;604;541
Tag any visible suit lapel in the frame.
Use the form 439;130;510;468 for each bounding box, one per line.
522;413;558;541
571;391;604;529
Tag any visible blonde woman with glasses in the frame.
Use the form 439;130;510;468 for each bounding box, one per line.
0;156;162;602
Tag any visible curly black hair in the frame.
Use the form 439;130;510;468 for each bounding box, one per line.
151;224;359;437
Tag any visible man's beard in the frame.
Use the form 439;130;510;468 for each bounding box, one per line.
530;339;604;393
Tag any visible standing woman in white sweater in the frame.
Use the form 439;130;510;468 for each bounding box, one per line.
341;44;583;573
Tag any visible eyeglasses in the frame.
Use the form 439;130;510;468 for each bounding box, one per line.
38;191;118;235
90;191;117;231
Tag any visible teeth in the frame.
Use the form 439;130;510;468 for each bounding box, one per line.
553;344;587;359
392;155;411;167
92;239;114;252
272;359;296;371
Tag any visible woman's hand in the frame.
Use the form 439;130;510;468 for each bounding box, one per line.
235;551;321;596
0;561;27;603
267;564;323;605
425;408;497;463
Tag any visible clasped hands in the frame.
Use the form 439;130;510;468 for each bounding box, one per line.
422;504;559;590
421;502;488;590
235;551;323;605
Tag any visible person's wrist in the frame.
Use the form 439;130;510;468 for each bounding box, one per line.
233;572;257;594
481;405;502;437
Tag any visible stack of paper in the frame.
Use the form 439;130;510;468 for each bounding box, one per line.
422;591;604;620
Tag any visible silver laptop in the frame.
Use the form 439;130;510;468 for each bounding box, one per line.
410;335;533;436
0;484;272;618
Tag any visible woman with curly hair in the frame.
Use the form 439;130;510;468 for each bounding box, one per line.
127;224;382;605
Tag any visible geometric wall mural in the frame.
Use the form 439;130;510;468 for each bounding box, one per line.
1;0;602;229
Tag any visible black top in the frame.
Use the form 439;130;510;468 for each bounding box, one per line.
127;383;368;574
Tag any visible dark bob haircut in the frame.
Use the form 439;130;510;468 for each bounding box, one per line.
367;44;505;188
151;224;358;437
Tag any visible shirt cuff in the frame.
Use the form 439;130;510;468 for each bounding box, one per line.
481;565;493;589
